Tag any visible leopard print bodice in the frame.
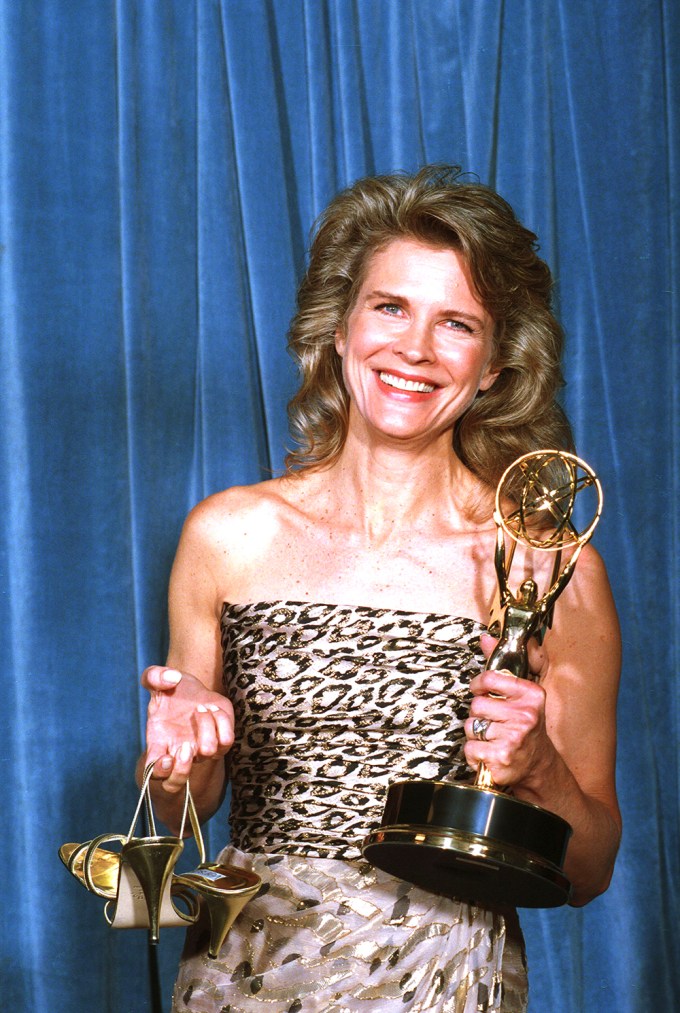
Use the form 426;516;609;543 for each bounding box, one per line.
221;601;485;860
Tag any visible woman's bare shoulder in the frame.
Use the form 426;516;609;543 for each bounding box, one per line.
172;473;323;604
558;542;617;615
544;541;621;681
179;474;309;553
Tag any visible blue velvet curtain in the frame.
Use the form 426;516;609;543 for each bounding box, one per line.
2;1;678;1010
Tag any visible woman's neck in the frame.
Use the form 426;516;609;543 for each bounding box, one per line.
321;429;493;544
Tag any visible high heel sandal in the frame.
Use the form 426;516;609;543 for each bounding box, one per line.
176;786;261;959
59;762;261;956
59;762;199;944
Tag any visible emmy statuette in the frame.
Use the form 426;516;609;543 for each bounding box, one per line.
362;450;603;908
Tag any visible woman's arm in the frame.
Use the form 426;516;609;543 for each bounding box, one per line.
464;544;622;906
136;498;235;835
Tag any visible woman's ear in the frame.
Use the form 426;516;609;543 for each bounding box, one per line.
478;366;500;392
334;328;346;356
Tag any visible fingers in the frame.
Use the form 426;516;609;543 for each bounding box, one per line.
194;703;234;756
463;736;517;787
478;632;498;659
464;669;547;785
146;698;234;792
468;670;545;725
141;665;183;691
469;668;522;698
153;723;231;793
465;715;498;743
150;740;196;793
141;663;234;793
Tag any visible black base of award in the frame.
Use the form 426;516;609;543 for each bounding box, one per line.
361;779;572;908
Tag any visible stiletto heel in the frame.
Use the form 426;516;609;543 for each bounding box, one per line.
174;786;261;958
174;865;261;958
117;836;184;944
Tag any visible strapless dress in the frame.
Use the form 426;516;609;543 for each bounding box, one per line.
172;601;527;1012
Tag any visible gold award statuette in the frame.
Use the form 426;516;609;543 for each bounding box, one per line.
362;450;603;908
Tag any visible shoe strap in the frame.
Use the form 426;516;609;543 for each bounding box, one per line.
128;761;206;865
126;762;157;841
184;782;207;866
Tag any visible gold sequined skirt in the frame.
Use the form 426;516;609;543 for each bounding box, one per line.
172;846;527;1012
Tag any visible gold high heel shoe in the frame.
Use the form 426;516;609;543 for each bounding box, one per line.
175;787;261;959
60;762;261;954
59;762;199;944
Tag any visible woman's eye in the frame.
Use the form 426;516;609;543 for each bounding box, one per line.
377;302;402;315
445;319;473;333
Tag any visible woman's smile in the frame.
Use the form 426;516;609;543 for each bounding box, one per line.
377;369;438;396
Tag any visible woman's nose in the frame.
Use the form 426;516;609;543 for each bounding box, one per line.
392;322;435;363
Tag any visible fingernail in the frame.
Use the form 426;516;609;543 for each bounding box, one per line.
197;704;208;713
179;741;192;762
160;756;172;770
207;704;220;712
164;669;182;684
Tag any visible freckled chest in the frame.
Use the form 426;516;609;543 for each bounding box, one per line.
229;513;499;622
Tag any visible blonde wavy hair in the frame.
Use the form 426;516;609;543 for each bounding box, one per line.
285;165;573;489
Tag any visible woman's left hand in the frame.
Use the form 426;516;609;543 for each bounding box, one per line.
463;632;556;788
463;550;621;906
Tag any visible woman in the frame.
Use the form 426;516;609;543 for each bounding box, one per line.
140;166;621;1012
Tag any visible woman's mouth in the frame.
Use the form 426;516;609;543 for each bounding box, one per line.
378;371;436;394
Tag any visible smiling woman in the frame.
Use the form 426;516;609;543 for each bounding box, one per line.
136;166;620;1012
286;166;573;493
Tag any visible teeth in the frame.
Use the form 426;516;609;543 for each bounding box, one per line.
379;372;435;393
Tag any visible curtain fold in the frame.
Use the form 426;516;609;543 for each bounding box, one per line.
2;1;678;1009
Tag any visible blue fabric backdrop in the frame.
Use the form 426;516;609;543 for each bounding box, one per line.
1;1;678;1010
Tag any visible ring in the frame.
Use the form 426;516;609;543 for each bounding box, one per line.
472;718;491;741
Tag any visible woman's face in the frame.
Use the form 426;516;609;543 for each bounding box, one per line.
335;238;499;448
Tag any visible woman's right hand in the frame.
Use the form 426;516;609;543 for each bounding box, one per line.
141;665;235;793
